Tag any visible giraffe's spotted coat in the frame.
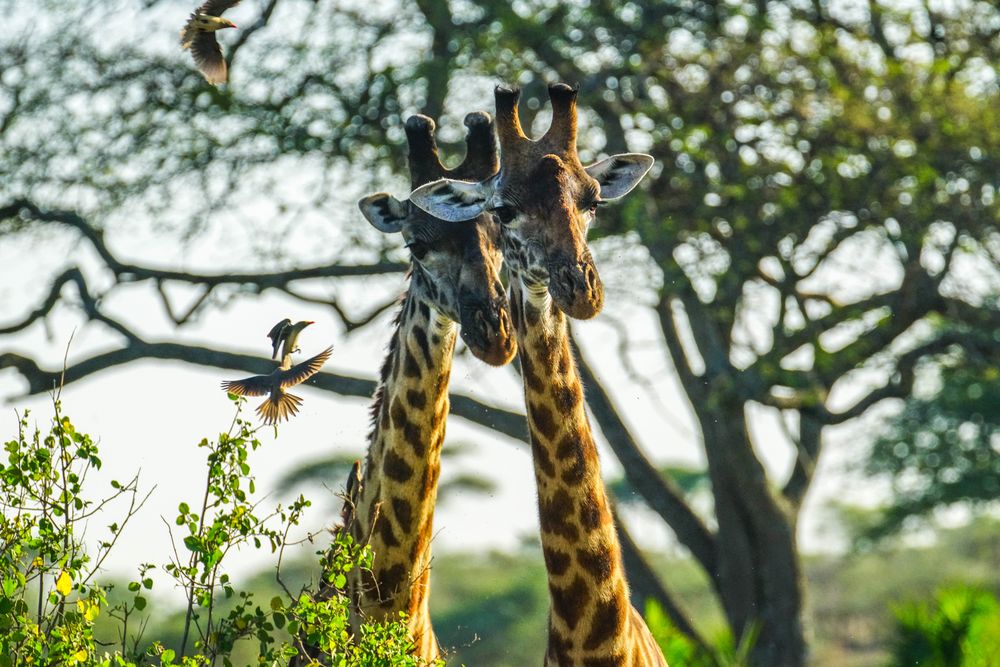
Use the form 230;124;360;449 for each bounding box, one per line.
329;112;515;664
490;83;665;666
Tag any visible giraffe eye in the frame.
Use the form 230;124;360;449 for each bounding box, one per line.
491;205;517;224
405;240;429;260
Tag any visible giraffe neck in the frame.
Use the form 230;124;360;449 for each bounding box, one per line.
511;278;667;666
348;285;455;660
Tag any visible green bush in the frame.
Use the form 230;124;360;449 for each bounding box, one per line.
643;599;754;667
0;399;436;666
887;585;1000;667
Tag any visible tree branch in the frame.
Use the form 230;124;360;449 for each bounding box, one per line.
571;332;718;579
0;341;530;444
654;293;708;404
0;199;407;289
781;410;823;506
814;328;991;425
0;268;89;335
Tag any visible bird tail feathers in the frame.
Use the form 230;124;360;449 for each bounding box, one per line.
256;392;303;425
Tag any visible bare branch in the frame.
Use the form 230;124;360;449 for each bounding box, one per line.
0;199;407;290
0;268;88;335
0;341;530;445
571;331;718;579
224;0;280;68
654;293;707;404
781;411;823;506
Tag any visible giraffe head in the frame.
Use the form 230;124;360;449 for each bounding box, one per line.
409;84;653;320
359;113;515;366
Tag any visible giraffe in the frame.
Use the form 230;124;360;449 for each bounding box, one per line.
411;84;665;666
346;111;515;661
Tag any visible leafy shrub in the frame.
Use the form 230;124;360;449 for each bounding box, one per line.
0;399;436;666
643;599;754;667
887;585;1000;667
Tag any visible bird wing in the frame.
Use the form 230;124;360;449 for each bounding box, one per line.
267;319;291;359
180;17;199;48
190;31;228;84
221;373;272;397
197;0;242;17
279;346;333;390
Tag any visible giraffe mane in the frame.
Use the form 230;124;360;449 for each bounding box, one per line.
365;280;411;446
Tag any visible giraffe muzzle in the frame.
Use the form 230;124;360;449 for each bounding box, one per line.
459;295;516;366
548;258;605;320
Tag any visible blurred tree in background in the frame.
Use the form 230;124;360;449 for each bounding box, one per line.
3;1;1000;665
864;344;1000;543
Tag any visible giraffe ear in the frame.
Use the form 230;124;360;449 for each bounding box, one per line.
585;153;654;200
358;193;407;233
409;176;499;222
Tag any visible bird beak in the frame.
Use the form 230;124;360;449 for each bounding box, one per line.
226;20;237;29
305;321;315;326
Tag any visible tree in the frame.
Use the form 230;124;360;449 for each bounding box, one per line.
862;337;1000;542
3;2;1000;665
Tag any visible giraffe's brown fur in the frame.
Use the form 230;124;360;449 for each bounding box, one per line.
348;288;455;661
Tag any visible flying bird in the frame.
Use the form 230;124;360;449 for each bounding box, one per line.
221;320;331;425
180;0;241;85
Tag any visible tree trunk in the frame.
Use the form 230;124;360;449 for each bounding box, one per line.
700;400;806;667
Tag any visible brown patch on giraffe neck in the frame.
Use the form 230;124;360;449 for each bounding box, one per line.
550;575;590;630
584;596;627;650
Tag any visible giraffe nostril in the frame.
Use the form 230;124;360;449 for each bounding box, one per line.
475;310;488;333
585;264;598;292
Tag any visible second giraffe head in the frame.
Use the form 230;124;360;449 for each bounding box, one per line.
359;113;516;367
